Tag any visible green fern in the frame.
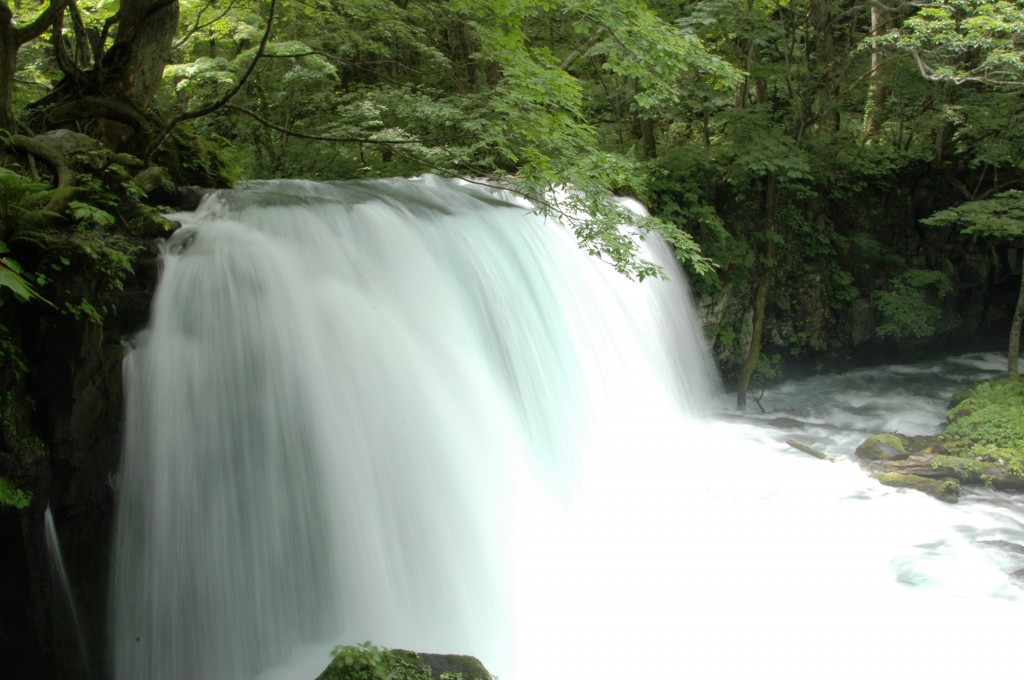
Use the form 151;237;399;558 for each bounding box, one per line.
0;240;52;306
0;168;64;239
0;169;63;306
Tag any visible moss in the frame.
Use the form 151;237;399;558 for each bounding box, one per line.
922;454;996;484
0;476;31;509
873;472;960;503
855;433;908;461
318;643;491;680
941;378;1024;480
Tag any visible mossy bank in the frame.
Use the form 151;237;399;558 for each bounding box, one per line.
857;378;1024;502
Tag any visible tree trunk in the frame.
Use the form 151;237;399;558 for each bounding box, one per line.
737;266;769;411
639;115;656;159
0;0;68;132
0;6;17;133
862;2;890;139
737;170;777;410
104;0;179;107
933;81;953;167
810;0;838;135
1009;250;1024;377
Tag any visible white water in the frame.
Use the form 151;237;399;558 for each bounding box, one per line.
111;177;1024;680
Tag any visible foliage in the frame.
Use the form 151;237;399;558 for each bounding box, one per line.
0;475;31;509
0;168;59;304
323;642;482;680
0;168;61;238
158;0;738;278
943;378;1024;478
880;1;1024;85
872;269;953;341
326;642;391;680
0;239;52;306
922;190;1024;239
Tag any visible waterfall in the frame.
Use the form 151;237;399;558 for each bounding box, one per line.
113;177;1024;680
111;176;719;679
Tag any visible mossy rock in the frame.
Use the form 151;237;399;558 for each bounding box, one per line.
318;643;492;680
855;433;909;461
923;454;996;484
873;472;960;503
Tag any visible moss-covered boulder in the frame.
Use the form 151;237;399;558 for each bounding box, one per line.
855;433;909;461
317;643;492;680
872;472;961;503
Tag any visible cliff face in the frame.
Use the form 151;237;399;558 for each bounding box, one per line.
694;171;1020;381
0;235;158;680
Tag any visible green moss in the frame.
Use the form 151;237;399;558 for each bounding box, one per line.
924;454;995;484
0;475;31;509
873;472;960;503
318;643;490;680
941;378;1024;479
855;433;908;461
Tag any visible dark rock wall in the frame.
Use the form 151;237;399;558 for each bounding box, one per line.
0;245;157;680
698;172;1020;379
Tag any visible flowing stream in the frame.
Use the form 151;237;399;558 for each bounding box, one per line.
111;176;1023;680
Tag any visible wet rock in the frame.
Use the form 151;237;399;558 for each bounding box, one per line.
855;433;909;461
317;645;492;680
872;472;960;503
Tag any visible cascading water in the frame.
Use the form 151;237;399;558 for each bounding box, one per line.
112;176;1023;680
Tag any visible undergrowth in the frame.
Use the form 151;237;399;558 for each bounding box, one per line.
943;378;1024;479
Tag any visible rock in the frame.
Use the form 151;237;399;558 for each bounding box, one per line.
317;645;492;680
403;651;492;679
134;165;174;197
872;472;961;503
175;185;213;211
881;453;1024;491
855;433;909;461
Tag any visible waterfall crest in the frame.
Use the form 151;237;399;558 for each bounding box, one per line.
111;176;718;679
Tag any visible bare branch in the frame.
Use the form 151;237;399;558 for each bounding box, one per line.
173;0;238;51
223;104;473;146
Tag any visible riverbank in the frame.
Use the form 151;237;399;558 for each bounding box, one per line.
857;376;1024;502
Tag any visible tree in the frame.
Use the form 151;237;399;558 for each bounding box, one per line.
923;191;1024;377
883;0;1024;86
877;1;1024;375
0;0;66;132
160;0;735;279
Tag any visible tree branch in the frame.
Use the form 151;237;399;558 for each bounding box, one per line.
223;104;472;146
173;0;238;50
12;0;68;45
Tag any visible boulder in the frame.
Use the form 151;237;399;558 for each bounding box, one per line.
317;644;492;680
872;472;961;503
855;433;908;461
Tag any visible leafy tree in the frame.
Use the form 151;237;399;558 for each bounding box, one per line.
0;0;65;131
923;190;1024;376
883;0;1024;86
